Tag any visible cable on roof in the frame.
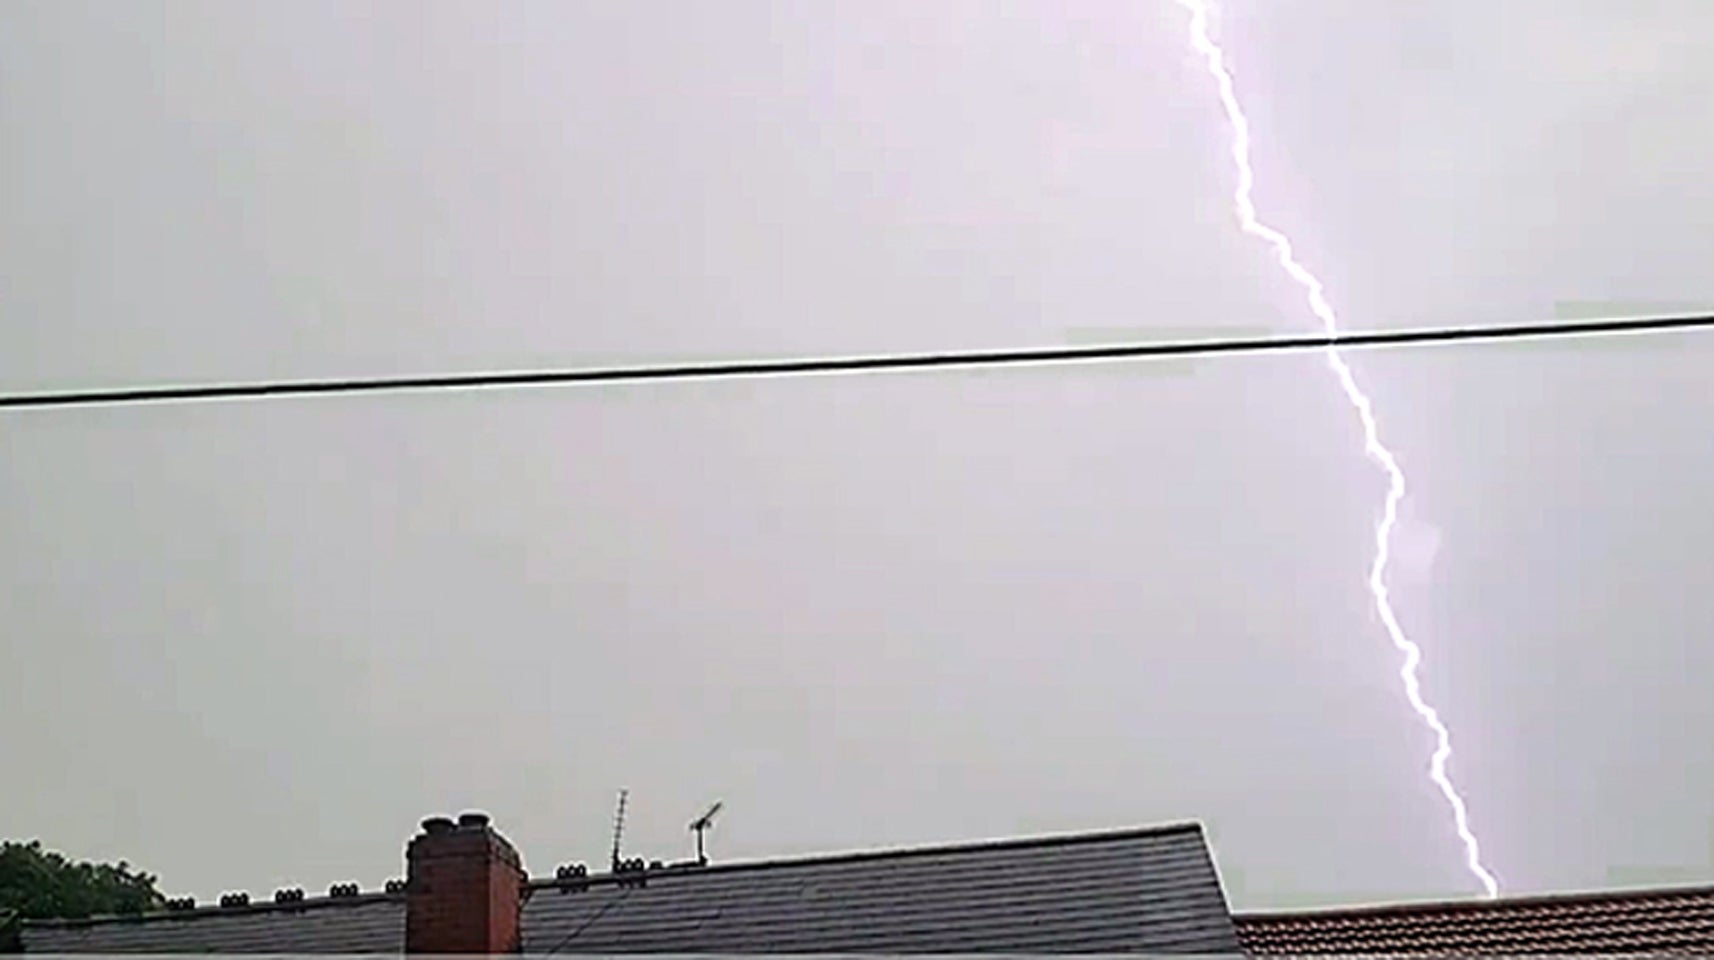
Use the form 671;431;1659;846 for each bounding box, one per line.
542;887;633;956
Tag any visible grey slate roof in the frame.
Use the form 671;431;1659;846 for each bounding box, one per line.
525;822;1240;954
18;822;1240;955
19;893;404;954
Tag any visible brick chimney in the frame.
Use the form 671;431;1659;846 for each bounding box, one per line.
405;812;527;955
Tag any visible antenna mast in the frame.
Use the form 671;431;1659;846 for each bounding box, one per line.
688;800;723;866
610;789;629;872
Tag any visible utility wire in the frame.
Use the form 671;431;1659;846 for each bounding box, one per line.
543;887;632;956
1;312;1711;411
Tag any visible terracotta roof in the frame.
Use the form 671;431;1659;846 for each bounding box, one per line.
1235;882;1714;956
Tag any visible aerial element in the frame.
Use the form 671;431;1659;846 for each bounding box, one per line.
689;800;724;866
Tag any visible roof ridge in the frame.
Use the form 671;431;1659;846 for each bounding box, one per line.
20;889;400;929
1235;880;1714;921
528;819;1208;886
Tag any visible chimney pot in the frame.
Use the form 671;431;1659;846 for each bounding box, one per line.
457;811;491;830
421;816;456;835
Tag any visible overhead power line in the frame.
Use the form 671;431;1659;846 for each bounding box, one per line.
1;312;1711;411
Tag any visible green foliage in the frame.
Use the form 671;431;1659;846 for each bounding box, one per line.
0;840;165;921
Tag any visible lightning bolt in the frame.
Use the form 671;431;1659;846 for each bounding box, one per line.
1173;0;1500;899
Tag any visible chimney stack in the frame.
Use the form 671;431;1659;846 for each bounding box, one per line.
405;811;526;955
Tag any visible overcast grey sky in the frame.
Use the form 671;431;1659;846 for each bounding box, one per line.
3;0;1712;913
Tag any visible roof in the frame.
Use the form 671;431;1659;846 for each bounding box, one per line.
19;821;1242;955
1234;882;1714;956
525;822;1241;954
17;892;404;954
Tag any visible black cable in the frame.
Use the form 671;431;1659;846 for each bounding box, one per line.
1;312;1710;411
543;887;631;956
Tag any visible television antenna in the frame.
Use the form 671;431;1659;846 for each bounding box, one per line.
688;800;723;866
610;789;629;872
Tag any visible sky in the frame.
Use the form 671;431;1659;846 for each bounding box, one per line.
2;0;1712;913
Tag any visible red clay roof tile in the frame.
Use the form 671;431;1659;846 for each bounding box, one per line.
1236;883;1714;955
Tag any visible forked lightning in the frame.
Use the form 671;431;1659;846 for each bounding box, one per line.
1173;0;1500;898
